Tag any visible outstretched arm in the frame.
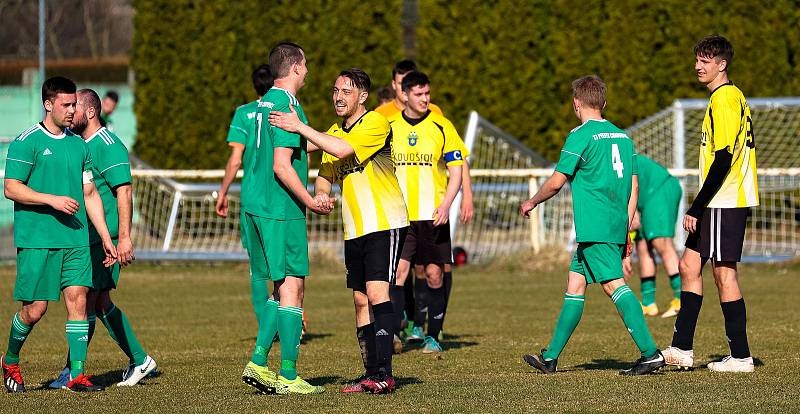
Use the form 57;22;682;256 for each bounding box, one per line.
269;105;354;159
273;147;331;215
519;171;568;218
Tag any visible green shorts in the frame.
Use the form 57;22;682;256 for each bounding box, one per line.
640;178;682;240
239;209;250;251
14;247;92;301
90;239;120;291
244;213;308;281
569;242;625;284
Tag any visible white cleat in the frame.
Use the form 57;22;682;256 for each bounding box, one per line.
117;355;157;386
662;346;694;370
708;356;754;373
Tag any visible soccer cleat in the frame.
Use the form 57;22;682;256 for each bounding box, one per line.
662;346;694;369
1;355;25;393
523;350;557;374
661;298;681;318
619;350;665;375
122;362;160;382
360;375;396;394
276;375;324;395
118;355;157;386
407;326;424;342
707;356;754;373
340;375;370;393
241;361;279;394
642;303;659;317
393;334;403;354
67;373;105;392
421;336;442;354
48;367;71;389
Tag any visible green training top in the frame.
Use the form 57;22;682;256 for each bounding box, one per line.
85;127;132;244
4;123;94;248
226;100;259;212
555;119;638;244
636;155;677;209
246;87;309;220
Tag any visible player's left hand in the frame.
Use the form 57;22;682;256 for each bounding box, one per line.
433;203;451;226
519;199;537;218
117;237;135;266
268;105;301;132
684;214;698;233
101;237;118;268
459;196;474;224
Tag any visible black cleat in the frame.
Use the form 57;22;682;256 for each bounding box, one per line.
523;349;557;374
619;350;665;375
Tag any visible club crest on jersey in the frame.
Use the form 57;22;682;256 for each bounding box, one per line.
408;131;418;146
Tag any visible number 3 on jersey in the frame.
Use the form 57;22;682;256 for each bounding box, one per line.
611;143;624;178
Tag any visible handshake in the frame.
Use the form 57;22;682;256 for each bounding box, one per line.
308;192;336;215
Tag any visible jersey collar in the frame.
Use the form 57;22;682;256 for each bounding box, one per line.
85;126;108;143
402;109;431;126
270;86;298;101
342;111;370;133
38;122;66;139
710;81;734;97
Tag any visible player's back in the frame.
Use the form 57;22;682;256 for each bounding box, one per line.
84;127;131;244
247;87;308;220
566;119;636;244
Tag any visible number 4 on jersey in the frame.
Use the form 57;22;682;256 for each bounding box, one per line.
611;143;624;178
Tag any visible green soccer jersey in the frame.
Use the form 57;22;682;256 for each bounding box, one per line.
636;155;675;209
4;123;94;248
226;100;259;212
246;87;309;220
555;119;638;244
85;127;132;244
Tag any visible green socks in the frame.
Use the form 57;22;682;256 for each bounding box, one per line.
4;313;32;365
669;273;681;299
66;320;89;377
251;298;279;366
640;276;656;306
277;305;303;380
611;285;658;358
542;294;585;361
99;304;147;366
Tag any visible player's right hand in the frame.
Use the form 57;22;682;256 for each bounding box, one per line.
308;194;335;215
101;237;118;268
117;237;135;266
215;192;228;217
49;195;80;215
519;199;536;218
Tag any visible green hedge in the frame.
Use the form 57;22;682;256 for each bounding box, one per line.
134;0;800;167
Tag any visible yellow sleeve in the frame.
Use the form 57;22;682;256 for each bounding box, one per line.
319;152;336;182
442;118;467;166
343;113;391;163
711;90;742;153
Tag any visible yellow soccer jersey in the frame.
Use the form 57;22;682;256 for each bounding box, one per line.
319;111;409;240
375;100;443;119
389;110;469;222
700;82;759;208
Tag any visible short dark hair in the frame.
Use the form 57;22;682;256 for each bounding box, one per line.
392;59;417;78
269;42;304;79
42;76;76;103
252;64;274;96
78;88;102;113
376;85;395;103
104;90;119;103
571;75;606;110
338;68;371;93
694;35;734;68
401;71;429;93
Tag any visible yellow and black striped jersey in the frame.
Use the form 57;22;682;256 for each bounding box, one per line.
319;111;408;240
388;110;469;222
700;82;759;207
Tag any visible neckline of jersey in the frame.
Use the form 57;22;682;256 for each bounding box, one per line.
341;111;370;133
85;127;108;143
402;109;431;126
709;81;734;97
271;86;297;101
38;122;66;139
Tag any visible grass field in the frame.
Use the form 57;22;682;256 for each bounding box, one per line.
0;256;797;413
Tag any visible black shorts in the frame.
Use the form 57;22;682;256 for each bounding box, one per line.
685;207;748;262
400;220;452;265
345;227;407;291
